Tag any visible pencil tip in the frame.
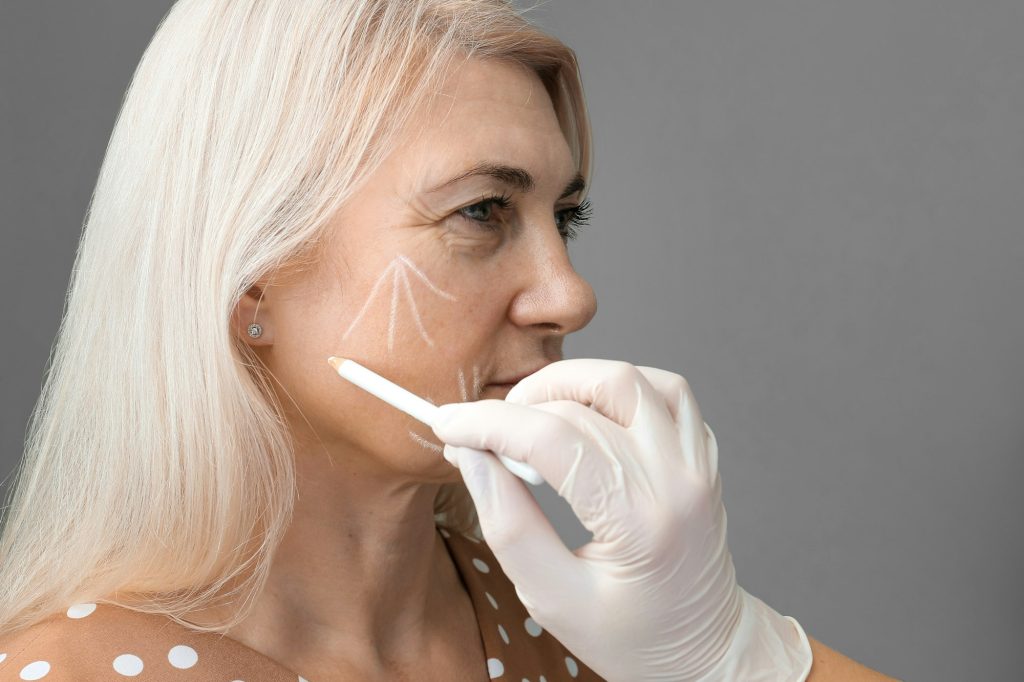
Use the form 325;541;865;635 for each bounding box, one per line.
327;356;344;370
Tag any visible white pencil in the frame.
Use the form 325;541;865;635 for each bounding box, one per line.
326;356;544;486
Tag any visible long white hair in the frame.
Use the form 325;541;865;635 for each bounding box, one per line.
0;0;591;635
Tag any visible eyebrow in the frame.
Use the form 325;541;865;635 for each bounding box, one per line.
424;162;586;201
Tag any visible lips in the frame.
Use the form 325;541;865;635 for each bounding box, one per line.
488;362;551;387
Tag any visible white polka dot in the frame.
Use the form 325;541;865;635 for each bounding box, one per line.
0;653;7;662
487;657;505;678
66;603;97;618
299;676;309;682
524;617;543;637
439;528;451;538
539;676;548;682
112;653;144;676
463;532;481;543
167;644;198;668
19;660;50;680
565;655;579;677
472;557;490;573
498;623;509;644
485;591;499;609
521;678;531;682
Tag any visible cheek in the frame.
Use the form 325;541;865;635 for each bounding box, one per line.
307;251;504;466
337;253;460;353
328;250;504;366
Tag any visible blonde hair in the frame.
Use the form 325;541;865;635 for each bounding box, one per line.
0;0;591;635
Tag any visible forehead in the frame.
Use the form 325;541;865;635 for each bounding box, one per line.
430;57;552;124
396;57;574;186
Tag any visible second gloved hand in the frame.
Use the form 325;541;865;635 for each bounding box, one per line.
431;358;812;682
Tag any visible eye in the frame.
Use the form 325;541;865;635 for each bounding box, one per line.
555;198;593;242
454;194;593;242
456;193;513;230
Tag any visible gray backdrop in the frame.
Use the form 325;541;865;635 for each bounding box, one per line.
2;2;1021;680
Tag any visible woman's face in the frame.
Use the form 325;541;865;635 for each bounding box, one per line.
238;57;597;482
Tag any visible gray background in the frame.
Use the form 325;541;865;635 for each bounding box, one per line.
2;1;1021;679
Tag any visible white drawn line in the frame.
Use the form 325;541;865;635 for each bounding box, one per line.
387;266;400;353
399;266;435;348
408;430;442;453
397;253;457;301
341;260;396;341
341;254;456;350
457;368;468;402
472;365;482;399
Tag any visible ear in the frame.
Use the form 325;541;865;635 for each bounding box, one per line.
232;284;274;346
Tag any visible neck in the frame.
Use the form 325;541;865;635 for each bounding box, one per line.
181;436;469;674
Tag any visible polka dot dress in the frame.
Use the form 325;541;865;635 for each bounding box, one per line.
0;526;605;681
438;528;604;681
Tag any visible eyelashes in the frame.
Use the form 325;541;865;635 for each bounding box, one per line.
455;193;592;242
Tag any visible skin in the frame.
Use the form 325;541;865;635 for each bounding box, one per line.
806;638;903;681
215;56;595;680
211;56;897;682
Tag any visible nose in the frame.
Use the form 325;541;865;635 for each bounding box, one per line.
509;232;598;336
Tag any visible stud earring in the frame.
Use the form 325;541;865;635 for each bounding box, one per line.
247;322;263;338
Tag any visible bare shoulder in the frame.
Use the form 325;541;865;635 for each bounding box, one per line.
0;603;181;680
0;602;293;681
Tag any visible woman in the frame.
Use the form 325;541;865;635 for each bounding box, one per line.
0;1;898;680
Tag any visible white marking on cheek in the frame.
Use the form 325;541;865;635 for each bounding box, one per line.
387;266;400;354
408;430;442;453
457;368;469;402
398;253;457;301
341;260;396;341
340;254;456;351
399;266;435;348
472;365;482;399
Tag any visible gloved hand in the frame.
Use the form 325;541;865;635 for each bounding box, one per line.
431;358;813;682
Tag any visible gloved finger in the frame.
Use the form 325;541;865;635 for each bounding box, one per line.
704;420;721;482
632;365;693;423
506;360;681;478
634;365;709;459
432;399;631;536
505;358;674;431
444;444;584;616
445;444;547;545
526;400;639;524
430;399;622;509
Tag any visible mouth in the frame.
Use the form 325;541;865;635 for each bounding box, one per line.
484;362;553;394
485;382;516;391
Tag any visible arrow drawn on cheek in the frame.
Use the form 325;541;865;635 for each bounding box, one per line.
340;254;457;353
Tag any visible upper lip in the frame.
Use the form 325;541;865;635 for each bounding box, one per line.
489;362;552;386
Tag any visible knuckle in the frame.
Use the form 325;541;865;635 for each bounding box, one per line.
609;360;638;381
669;372;692;396
604;361;640;397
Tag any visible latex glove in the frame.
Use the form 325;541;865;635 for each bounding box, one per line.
431;358;813;682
